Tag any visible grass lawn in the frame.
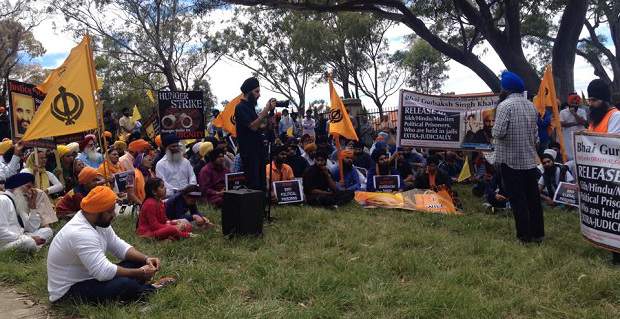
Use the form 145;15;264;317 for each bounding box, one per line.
1;185;620;318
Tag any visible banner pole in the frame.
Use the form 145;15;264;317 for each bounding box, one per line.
334;133;344;184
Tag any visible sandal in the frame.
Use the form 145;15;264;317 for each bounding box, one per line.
151;276;177;289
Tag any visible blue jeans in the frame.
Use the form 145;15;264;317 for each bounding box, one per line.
64;261;155;303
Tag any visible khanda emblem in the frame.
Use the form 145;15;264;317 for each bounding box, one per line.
329;108;343;123
51;86;84;125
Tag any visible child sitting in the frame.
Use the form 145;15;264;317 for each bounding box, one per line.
136;178;192;240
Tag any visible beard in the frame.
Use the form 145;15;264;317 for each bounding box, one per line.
11;188;30;214
86;148;99;161
589;104;609;125
246;93;257;106
166;149;184;163
95;214;112;228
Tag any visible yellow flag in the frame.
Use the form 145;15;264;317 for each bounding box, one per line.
457;156;471;182
132;105;142;121
96;77;104;90
328;75;358;141
286;126;293;137
212;94;242;137
23;36;98;141
533;65;566;162
146;90;155;103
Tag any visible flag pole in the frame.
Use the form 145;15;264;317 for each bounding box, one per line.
334;133;344;184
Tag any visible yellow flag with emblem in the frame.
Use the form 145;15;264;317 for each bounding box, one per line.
457;156;471;182
132;105;142;121
328;75;358;141
533;65;566;162
212;94;242;137
23;36;98;141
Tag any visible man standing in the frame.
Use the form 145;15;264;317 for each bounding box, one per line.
47;186;173;303
118;107;135;136
155;134;197;197
560;93;588;160
492;71;543;244
302;109;316;137
278;109;294;141
234;77;276;191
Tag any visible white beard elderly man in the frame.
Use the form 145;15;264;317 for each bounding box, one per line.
155;134;197;197
0;173;54;252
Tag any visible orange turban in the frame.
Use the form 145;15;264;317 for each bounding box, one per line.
154;135;162;148
103;131;112;139
341;150;354;159
81;186;118;214
78;167;101;185
128;139;150;153
304;143;317;152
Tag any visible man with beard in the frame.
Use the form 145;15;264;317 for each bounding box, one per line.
47;186;173;303
351;141;373;171
413;155;452;190
55;144;78;192
118;107;136;136
330;149;361;191
266;146;295;200
156;134;197;197
119;139;151;172
0;173;54;251
303;151;354;207
366;148;400;192
471;111;494;144
538;150;574;206
234;77;276;191
285;143;308;178
302;143;317;166
14;101;34;135
76;135;103;169
56;167;106;218
586;79;620;134
560;93;587;160
492;71;543;244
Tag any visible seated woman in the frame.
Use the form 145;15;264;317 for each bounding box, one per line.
199;148;229;207
21;149;64;197
97;147;122;184
137;178;192;240
126;153;156;206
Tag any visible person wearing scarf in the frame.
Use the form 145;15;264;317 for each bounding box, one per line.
97;147;122;183
55;145;78;192
126;152;156;205
21;150;64;196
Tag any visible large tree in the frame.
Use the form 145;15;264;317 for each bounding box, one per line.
210;0;587;99
397;38;449;94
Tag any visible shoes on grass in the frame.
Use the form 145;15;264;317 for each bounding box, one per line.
151;276;177;289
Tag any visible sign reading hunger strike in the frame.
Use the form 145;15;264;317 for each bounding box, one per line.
158;91;205;139
397;90;499;151
574;132;620;252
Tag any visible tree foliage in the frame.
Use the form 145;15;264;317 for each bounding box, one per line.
397;38;449;94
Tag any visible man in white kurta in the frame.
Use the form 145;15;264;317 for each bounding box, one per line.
155;134;197;197
0;173;53;252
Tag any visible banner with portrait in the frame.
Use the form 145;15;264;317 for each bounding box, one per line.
158;91;205;139
397;90;499;150
7;80;55;148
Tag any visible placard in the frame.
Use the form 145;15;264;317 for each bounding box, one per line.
273;180;304;204
7;80;55;148
574;132;620;252
114;170;134;193
397;90;499;150
373;175;401;193
158;91;204;139
553;182;579;207
225;172;246;191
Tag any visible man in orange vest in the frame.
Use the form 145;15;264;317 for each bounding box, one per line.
586;79;620;134
586;79;620;264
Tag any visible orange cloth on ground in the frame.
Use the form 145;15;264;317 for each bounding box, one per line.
81;186;117;214
266;162;295;182
78;167;100;185
588;108;618;133
97;159;122;179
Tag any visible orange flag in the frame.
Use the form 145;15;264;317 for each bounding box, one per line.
212;94;242;137
533;65;566;162
328;75;358;141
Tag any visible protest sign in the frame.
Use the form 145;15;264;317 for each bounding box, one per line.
553;182;579;207
225;172;246;191
273;180;304;204
397;90;498;150
6;80;55;148
574;132;620;252
114;170;134;193
158;91;204;139
373;175;401;193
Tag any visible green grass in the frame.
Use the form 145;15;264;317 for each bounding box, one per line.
1;185;620;318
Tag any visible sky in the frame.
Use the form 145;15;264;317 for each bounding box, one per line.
30;7;610;111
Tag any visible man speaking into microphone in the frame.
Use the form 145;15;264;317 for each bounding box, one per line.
234;77;276;191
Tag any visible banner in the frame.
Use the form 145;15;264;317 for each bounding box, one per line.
553;182;579;207
354;189;459;214
273;180;304;204
225;172;246;191
397;90;499;150
158;91;205;139
574;132;620;252
6;80;55;148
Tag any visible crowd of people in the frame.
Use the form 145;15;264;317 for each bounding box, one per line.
0;73;619;304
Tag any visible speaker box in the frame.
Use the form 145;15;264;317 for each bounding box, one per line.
221;189;265;236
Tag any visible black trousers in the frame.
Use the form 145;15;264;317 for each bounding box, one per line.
307;190;354;207
500;164;544;241
241;151;266;192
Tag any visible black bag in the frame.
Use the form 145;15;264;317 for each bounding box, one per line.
221;189;264;236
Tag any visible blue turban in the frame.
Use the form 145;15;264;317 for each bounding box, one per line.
5;173;35;189
501;71;525;93
162;134;180;148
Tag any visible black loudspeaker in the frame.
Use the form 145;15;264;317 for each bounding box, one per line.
222;189;265;236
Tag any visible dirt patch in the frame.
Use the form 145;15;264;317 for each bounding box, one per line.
0;286;51;319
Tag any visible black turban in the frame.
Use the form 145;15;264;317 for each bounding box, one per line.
5;173;35;189
588;79;611;102
240;77;260;94
162;133;180;148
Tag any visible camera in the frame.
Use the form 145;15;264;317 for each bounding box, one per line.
275;100;290;108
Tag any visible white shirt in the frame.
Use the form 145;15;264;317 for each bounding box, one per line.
20;168;64;195
607;111;620;133
0;155;21;182
0;193;26;246
47;211;132;302
559;107;587;160
538;165;575;187
155;154;197;197
302;118;315;136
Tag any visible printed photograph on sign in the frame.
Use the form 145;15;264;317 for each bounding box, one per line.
462;109;495;148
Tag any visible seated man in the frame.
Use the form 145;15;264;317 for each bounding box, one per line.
156;134;197;197
56;167;106;218
414;155;452;190
47;186;174;303
394;149;415;190
198;149;229;207
266;145;295;186
303;151;354;207
352;141;373;171
76;135;104;169
165;185;212;228
539;151;574;206
0;173;54;251
0;140;24;183
330;150;361;191
473;168;510;211
438;151;463;181
119;139;151;172
366;149;400;192
285;143;308;178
